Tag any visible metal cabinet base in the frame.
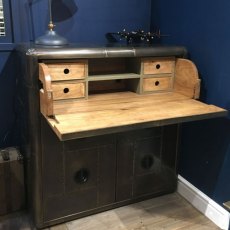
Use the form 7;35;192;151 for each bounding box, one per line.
29;117;179;228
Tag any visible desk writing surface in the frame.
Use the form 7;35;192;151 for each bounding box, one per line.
44;92;227;141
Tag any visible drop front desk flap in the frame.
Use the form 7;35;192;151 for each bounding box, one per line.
38;54;226;141
17;45;227;228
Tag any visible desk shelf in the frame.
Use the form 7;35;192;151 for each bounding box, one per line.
88;73;140;81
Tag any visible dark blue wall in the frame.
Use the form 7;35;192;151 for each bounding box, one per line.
151;0;230;205
0;0;151;147
18;0;151;44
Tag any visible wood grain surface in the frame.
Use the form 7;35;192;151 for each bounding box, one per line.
142;58;175;75
47;62;87;81
174;59;200;99
142;76;172;92
45;92;226;140
52;82;85;100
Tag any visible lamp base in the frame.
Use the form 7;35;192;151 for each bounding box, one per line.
35;30;68;46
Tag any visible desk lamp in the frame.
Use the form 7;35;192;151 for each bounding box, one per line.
35;0;68;46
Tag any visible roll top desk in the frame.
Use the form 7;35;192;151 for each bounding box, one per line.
17;45;227;228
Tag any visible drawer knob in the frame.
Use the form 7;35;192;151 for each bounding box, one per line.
63;88;70;93
75;168;89;184
141;155;154;169
64;68;70;74
156;64;161;69
155;81;160;86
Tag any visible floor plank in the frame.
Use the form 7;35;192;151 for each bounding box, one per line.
0;193;220;230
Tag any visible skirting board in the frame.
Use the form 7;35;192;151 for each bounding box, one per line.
177;175;230;230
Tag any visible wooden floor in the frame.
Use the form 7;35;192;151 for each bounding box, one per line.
0;193;220;230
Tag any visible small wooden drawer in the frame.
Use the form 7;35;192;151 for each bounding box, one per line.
52;81;86;100
47;61;87;80
142;77;172;92
143;59;174;75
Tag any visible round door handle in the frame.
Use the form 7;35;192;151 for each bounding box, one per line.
75;168;89;184
141;155;154;170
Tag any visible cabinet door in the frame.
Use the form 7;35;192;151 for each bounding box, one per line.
116;126;178;202
41;120;116;221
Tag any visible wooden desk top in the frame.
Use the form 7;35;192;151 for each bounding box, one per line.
45;92;227;141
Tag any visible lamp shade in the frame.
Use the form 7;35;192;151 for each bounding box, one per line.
52;0;78;22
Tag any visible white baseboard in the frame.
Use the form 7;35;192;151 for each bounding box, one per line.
177;175;230;230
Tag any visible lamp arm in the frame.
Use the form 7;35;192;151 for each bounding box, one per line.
48;0;54;31
48;0;52;23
